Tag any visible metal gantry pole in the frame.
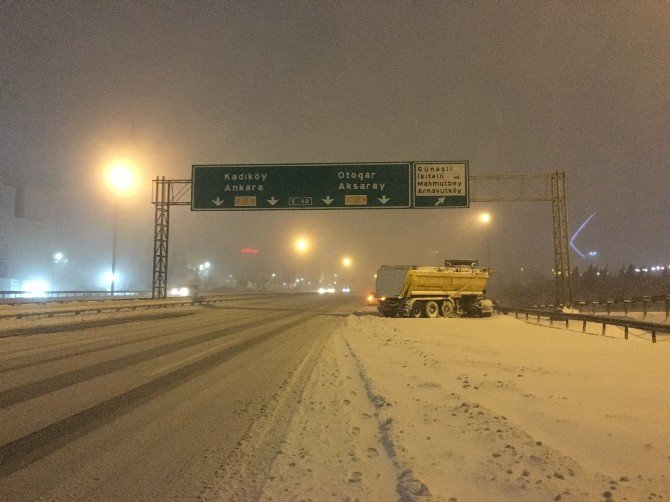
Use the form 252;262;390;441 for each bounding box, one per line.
151;177;191;299
152;177;170;299
550;171;572;307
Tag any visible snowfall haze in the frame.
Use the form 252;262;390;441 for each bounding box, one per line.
1;1;668;295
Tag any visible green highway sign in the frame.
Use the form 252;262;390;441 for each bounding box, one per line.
191;161;469;210
192;163;412;210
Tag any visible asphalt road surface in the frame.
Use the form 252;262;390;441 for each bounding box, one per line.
0;293;354;501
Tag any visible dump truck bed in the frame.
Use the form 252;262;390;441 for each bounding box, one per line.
376;265;490;298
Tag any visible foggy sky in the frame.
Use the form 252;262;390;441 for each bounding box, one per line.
1;1;668;291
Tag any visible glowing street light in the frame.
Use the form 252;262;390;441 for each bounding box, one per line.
52;252;68;292
341;256;352;268
105;159;138;197
105;158;139;295
197;261;212;278
294;237;310;254
478;212;491;224
478;212;492;266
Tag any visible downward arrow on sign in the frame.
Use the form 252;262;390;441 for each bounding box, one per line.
267;197;279;206
322;196;334;205
378;195;390;204
212;197;224;206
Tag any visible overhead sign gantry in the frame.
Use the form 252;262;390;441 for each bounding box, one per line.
153;163;571;308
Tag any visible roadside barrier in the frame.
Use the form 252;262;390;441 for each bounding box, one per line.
497;306;670;343
0;293;305;321
0;290;149;302
533;295;670;318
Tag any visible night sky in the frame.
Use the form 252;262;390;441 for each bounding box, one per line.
1;1;668;292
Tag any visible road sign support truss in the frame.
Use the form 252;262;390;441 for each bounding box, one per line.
151;177;191;299
471;172;572;306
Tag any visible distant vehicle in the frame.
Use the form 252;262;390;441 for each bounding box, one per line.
365;292;378;305
375;260;493;318
168;286;190;297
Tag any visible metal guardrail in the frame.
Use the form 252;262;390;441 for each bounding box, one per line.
0;292;309;321
0;299;195;320
0;290;149;301
533;294;670;318
497;306;670;343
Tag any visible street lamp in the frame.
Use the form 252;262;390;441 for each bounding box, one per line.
198;261;211;277
341;256;352;268
105;159;138;295
478;212;492;266
52;252;67;292
294;237;310;254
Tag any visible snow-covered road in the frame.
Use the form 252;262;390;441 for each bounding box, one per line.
0;295;350;500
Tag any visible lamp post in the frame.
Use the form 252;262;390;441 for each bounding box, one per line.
478;212;492;266
292;236;311;289
52;252;67;293
340;256;353;292
110;203;119;295
105;159;137;296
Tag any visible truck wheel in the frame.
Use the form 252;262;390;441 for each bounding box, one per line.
424;301;440;318
440;299;456;318
410;302;424;318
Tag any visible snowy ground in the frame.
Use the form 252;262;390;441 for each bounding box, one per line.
1;300;668;500
260;308;669;501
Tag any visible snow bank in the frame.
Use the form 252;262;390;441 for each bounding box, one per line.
261;310;669;501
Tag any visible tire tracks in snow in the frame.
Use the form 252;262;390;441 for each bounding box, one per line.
342;336;432;501
0;310;319;478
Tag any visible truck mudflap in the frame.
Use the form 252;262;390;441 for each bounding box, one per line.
477;298;494;317
377;298;410;317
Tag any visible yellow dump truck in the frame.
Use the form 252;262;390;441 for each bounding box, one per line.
376;260;493;318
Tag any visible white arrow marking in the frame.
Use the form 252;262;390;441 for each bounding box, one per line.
435;197;445;206
212;197;224;207
378;195;390;205
322;196;334;205
267;196;279;206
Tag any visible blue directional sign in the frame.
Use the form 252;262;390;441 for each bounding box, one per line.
191;163;411;210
